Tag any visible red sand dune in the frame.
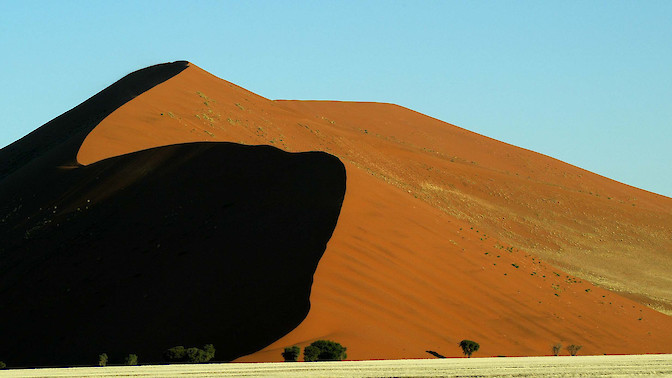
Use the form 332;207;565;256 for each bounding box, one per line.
70;62;672;359
0;62;347;366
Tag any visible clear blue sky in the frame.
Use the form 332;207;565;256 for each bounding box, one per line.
1;1;670;197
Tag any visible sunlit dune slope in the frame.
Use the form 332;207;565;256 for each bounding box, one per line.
276;100;672;315
70;62;672;358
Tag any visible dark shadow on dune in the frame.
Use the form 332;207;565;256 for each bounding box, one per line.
426;350;446;358
0;142;346;367
0;60;188;180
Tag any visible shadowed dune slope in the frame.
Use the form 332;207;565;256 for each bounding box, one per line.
3;62;671;363
0;142;345;366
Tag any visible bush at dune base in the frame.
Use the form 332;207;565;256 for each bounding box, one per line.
303;340;347;362
124;354;138;366
459;340;480;358
282;346;300;362
163;344;215;363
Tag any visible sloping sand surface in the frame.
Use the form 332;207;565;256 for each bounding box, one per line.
241;163;672;359
57;62;672;359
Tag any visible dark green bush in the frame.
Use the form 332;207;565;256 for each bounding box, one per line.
98;353;108;367
458;340;480;358
282;346;300;362
164;346;187;362
202;344;216;361
186;347;208;363
303;345;320;362
124;354;138;365
303;340;347;361
0;361;6;369
164;344;215;363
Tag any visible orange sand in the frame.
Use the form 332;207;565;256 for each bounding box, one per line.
77;63;672;360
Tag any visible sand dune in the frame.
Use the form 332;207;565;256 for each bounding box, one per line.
0;63;345;366
78;64;672;318
1;62;671;366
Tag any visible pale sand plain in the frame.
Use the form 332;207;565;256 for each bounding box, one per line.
2;355;671;377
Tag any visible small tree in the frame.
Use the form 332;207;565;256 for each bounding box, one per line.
303;340;347;361
0;361;6;369
552;343;562;356
124;354;138;365
98;353;109;367
566;344;582;356
282;346;300;362
459;340;480;358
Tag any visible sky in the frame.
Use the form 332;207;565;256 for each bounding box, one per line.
1;1;670;197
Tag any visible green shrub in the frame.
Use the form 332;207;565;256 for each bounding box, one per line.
186;347;211;363
303;340;347;362
202;344;216;361
98;353;108;367
303;345;320;362
282;346;300;362
164;344;215;363
124;354;138;366
164;346;187;362
459;340;480;358
186;347;204;362
0;361;6;369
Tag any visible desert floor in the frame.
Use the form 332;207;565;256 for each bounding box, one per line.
1;354;671;377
